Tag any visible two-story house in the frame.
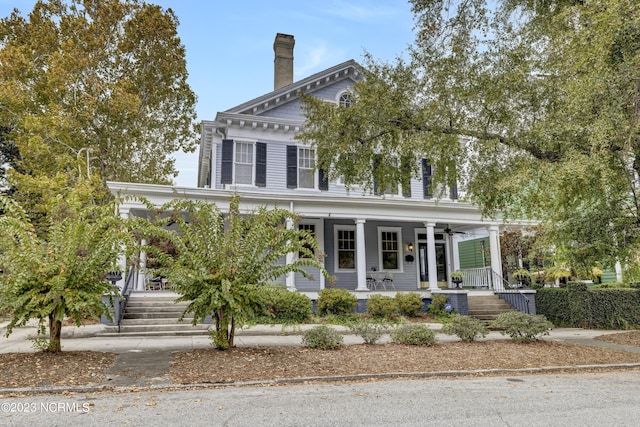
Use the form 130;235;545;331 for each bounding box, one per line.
108;34;535;312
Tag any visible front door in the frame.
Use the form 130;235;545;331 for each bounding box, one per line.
418;242;447;283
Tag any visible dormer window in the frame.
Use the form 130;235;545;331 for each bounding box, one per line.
338;92;352;108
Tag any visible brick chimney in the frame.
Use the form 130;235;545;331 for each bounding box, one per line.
273;33;294;90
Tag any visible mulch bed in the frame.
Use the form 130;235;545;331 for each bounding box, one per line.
0;351;116;389
169;340;640;384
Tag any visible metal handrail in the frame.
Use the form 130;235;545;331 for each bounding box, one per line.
491;269;532;314
117;265;136;332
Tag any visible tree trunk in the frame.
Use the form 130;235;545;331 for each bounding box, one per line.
213;309;231;350
48;311;62;353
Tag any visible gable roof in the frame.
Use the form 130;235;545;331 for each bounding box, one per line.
224;59;361;117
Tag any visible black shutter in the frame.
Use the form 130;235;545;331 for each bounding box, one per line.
422;158;432;199
286;145;297;188
319;168;329;191
401;156;412;198
221;139;233;185
255;142;267;187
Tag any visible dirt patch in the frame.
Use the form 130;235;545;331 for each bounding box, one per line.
595;330;640;347
0;351;115;389
169;340;640;384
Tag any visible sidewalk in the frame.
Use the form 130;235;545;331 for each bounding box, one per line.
1;320;638;354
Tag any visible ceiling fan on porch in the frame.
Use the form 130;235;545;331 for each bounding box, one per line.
443;225;466;236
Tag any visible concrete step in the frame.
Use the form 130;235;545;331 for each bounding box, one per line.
124;305;191;313
467;295;514;322
96;329;210;337
120;318;196;326
123;312;188;320
116;324;210;333
125;301;189;308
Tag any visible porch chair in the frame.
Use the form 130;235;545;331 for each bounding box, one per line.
382;272;395;290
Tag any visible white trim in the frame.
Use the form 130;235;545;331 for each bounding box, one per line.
334;225;357;273
377;226;403;273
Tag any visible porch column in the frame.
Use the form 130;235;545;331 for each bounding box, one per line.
137;239;147;291
285;217;296;291
425;222;439;291
116;208;129;291
615;260;623;282
487;225;503;290
355;219;368;291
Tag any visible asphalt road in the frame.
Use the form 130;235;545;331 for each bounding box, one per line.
2;370;640;426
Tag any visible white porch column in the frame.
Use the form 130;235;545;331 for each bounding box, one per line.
487;225;503;290
615;260;623;282
137;239;148;291
116;208;129;291
285;217;296;291
425;222;439;290
355;219;368;291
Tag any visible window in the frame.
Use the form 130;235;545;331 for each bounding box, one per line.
221;140;266;187
298;223;316;258
378;227;403;271
234;142;254;184
298;147;315;189
335;226;356;271
339;92;352;107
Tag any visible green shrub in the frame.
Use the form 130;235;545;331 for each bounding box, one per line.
441;314;488;342
258;285;312;324
395;292;424;317
348;319;391;344
301;325;343;350
427;293;450;317
489;311;553;342
390;324;436;346
593;282;630;289
316;288;358;316
536;288;570;326
366;294;399;319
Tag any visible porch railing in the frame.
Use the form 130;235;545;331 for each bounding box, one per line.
460;267;532;314
460;267;495;289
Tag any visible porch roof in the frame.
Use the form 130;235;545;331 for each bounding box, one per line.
107;181;534;231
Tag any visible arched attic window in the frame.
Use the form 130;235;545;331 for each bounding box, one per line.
338;92;352;107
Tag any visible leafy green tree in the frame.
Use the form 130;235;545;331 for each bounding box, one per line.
0;126;19;194
138;196;326;350
0;184;132;352
298;0;640;272
0;0;198;189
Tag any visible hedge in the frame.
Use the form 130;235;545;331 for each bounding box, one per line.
536;283;640;329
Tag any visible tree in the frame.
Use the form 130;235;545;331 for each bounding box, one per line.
0;126;19;194
138;196;326;350
298;0;640;273
0;183;132;352
0;0;198;188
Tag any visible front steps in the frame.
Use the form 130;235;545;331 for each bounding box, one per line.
467;294;514;322
99;294;210;337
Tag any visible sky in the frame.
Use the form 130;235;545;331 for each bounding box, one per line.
0;0;416;187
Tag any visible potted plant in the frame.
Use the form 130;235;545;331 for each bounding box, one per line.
512;269;530;287
450;271;464;288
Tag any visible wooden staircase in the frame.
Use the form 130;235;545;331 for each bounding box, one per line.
99;294;210;337
467;294;514;322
